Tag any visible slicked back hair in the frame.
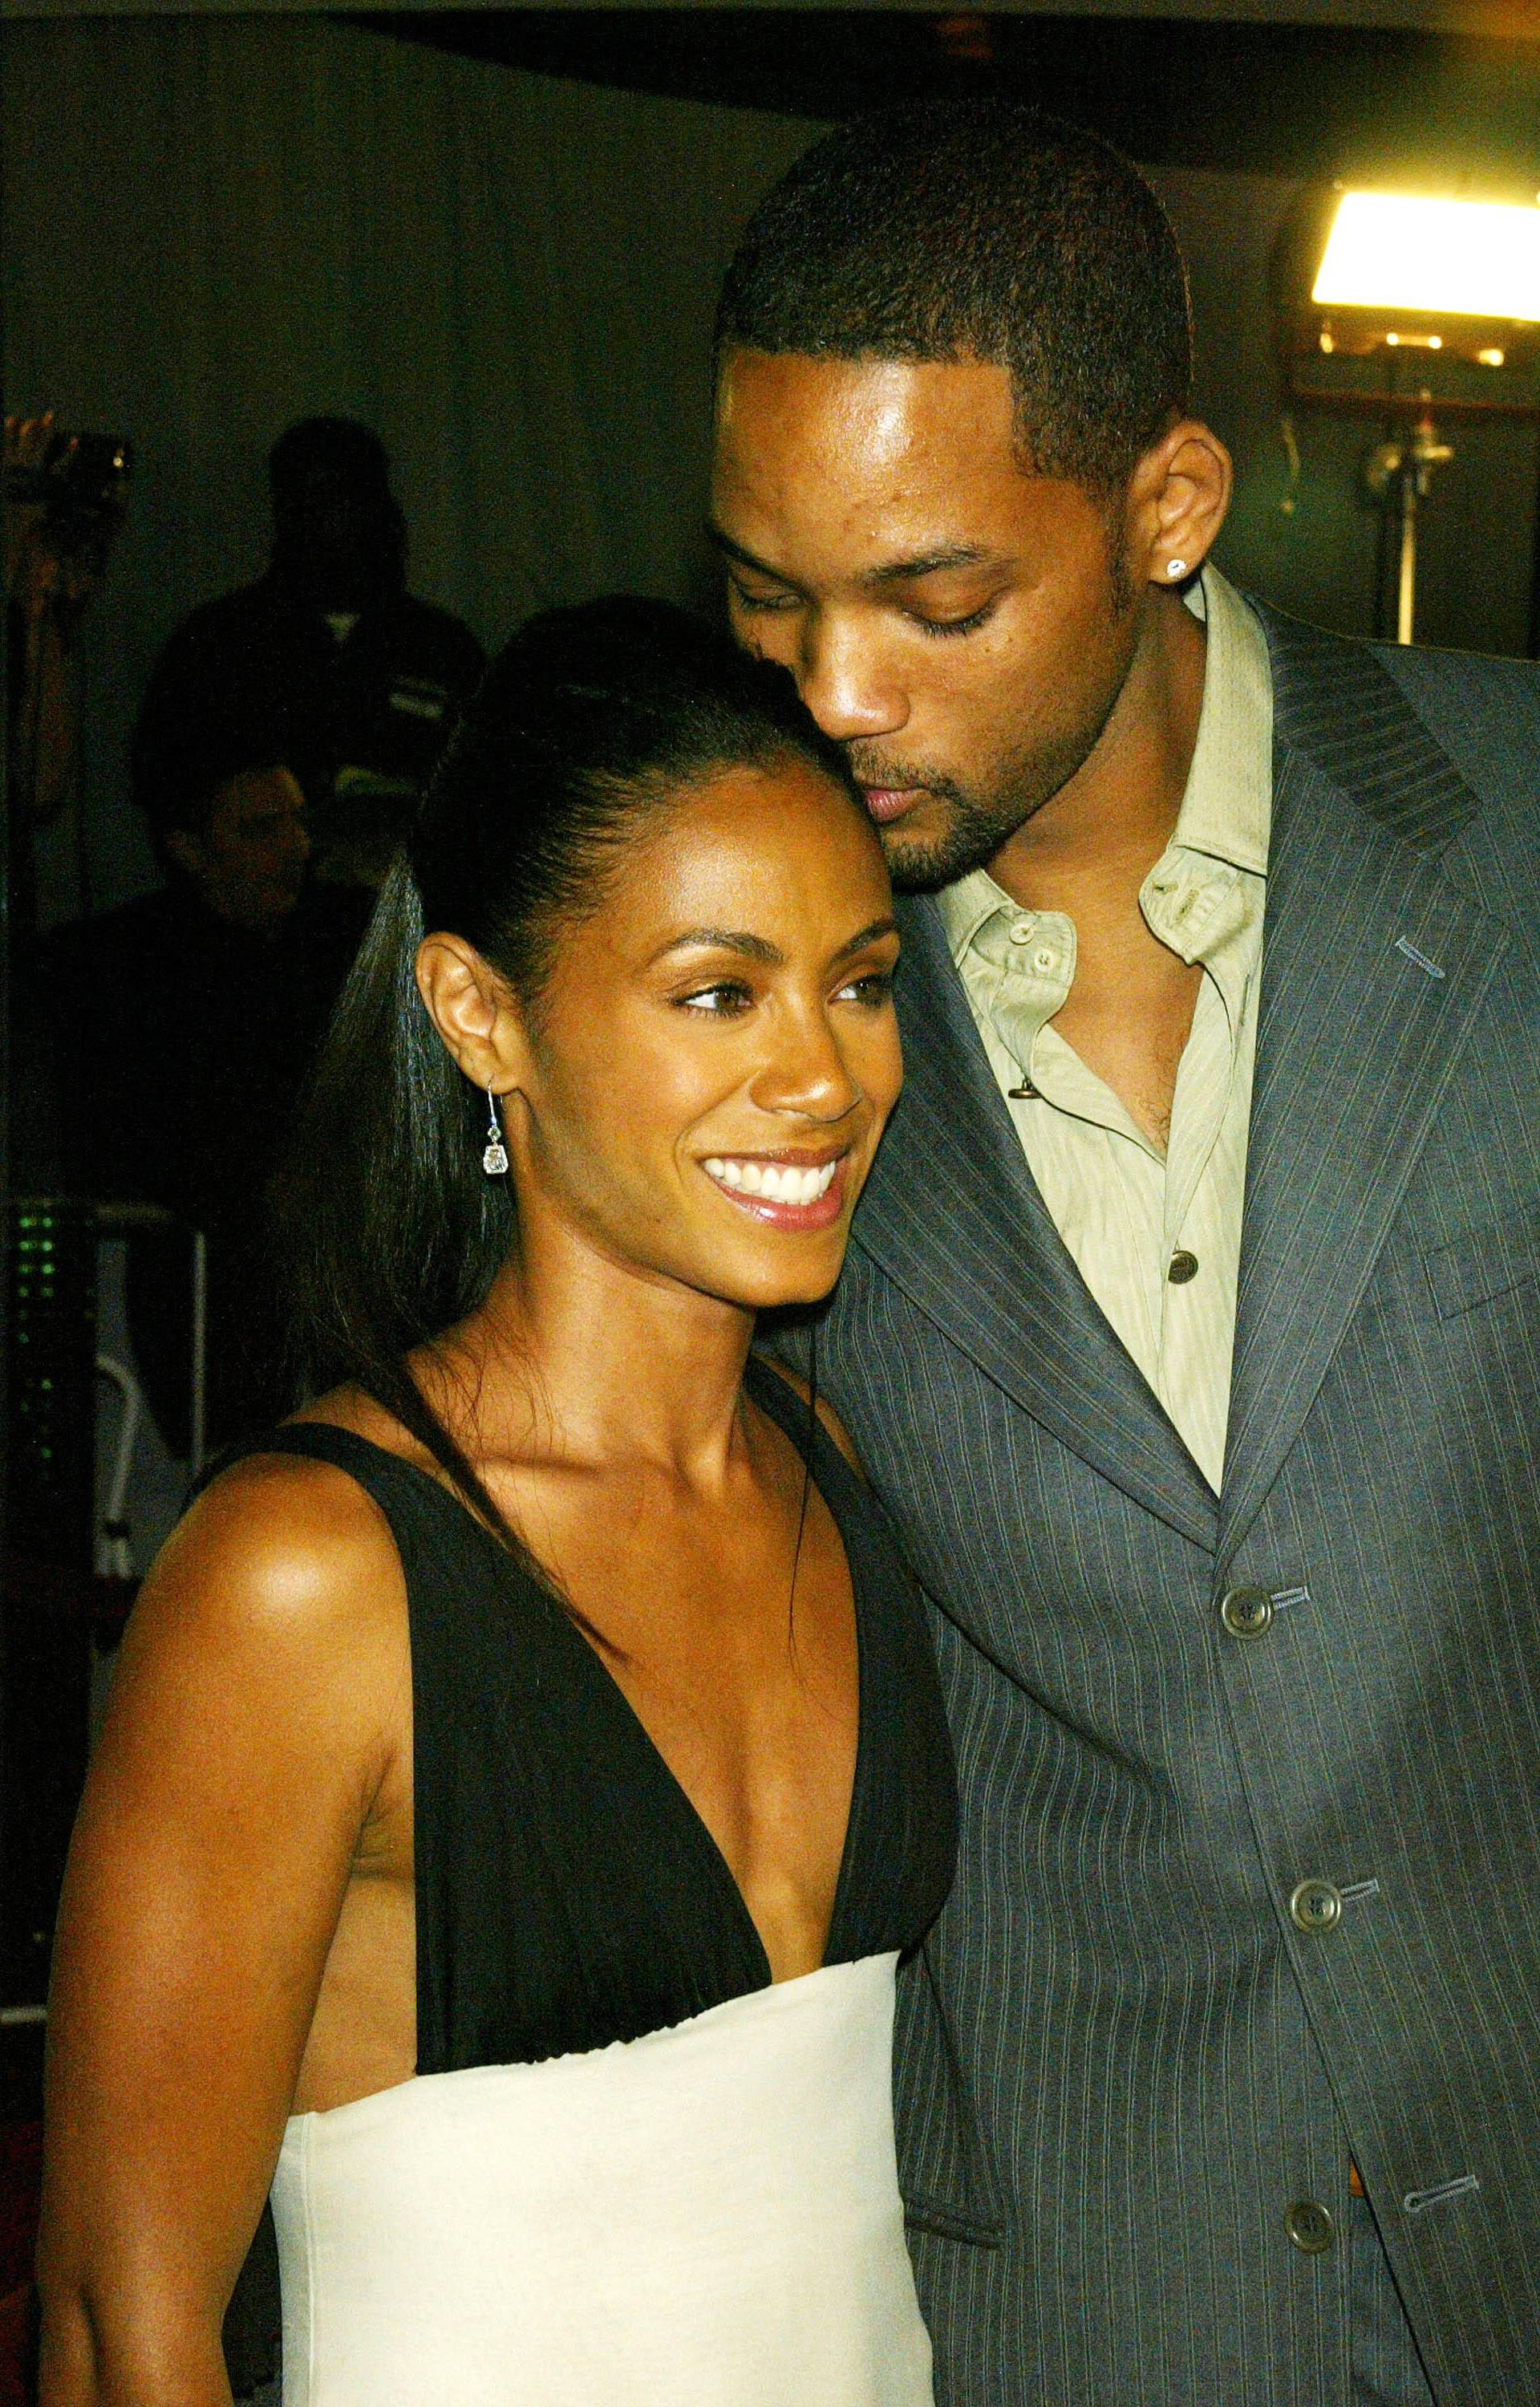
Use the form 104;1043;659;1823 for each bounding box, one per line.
715;101;1194;497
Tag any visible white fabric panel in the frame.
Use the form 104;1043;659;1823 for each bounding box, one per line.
273;1953;934;2405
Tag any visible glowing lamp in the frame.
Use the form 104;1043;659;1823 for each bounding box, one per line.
1311;193;1540;323
1272;185;1540;645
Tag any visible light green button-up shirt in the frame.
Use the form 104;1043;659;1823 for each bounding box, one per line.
935;566;1273;1491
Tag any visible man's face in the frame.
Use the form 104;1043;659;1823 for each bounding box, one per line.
174;766;310;936
711;351;1143;890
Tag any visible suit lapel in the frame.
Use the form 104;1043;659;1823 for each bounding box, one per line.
853;896;1219;1549
1219;610;1507;1561
853;604;1504;1561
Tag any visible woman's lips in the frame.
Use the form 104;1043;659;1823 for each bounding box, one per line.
701;1153;849;1232
860;785;927;826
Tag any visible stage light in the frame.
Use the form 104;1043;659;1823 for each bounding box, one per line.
1272;185;1540;646
1311;192;1540;323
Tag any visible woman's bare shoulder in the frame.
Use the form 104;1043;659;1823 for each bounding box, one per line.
143;1425;405;1662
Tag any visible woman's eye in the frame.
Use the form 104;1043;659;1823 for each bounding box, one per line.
834;969;896;1008
678;982;756;1017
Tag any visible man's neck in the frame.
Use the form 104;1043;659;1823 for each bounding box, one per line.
988;587;1208;921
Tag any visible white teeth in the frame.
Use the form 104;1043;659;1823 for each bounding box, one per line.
704;1157;840;1206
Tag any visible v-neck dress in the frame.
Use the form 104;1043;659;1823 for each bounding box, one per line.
229;1357;955;2405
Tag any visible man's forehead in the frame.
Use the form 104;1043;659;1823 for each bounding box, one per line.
715;348;1015;462
711;350;1040;578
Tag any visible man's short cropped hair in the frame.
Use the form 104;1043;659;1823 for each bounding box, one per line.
716;101;1194;496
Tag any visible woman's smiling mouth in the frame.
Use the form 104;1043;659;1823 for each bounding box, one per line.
700;1153;848;1228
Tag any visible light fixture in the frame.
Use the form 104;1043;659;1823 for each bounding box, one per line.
1273;187;1540;645
1311;193;1540;326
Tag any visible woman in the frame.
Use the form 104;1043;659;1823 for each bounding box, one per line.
38;599;955;2405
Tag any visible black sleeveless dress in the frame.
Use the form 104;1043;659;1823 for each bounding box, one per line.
220;1356;956;2403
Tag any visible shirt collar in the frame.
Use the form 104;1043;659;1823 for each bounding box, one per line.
937;564;1272;969
1165;564;1270;879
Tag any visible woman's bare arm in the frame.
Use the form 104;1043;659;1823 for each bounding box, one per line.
36;1455;408;2407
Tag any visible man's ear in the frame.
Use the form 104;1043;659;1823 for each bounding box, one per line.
415;933;530;1100
1125;419;1233;592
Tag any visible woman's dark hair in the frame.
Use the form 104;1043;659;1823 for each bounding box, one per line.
274;595;859;1561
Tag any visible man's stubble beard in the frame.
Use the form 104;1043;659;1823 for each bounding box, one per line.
854;614;1141;895
855;718;1110;895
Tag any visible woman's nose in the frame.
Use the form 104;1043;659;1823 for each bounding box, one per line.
752;1006;861;1122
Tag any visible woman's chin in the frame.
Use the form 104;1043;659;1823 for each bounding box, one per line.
723;1249;849;1315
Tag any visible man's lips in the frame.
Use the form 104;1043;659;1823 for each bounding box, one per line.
859;784;930;826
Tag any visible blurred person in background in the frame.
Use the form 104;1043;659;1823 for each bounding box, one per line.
132;415;484;894
47;724;370;1455
6;410;129;1184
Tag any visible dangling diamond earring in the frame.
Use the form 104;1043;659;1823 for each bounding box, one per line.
482;1086;509;1177
1166;558;1189;579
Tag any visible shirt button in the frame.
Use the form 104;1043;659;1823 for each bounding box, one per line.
1219;1585;1274;1638
1168;1250;1199;1284
1290;1878;1343;1935
1009;919;1035;946
1286;2200;1335;2255
1031;947;1057;974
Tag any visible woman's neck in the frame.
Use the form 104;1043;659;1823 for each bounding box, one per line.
433;1220;760;1492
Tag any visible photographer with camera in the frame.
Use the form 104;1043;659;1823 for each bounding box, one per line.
5;411;129;876
5;411;131;1187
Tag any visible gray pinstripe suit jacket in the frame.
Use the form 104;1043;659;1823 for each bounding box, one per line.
798;606;1540;2405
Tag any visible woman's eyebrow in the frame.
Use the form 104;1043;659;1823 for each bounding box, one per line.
832;917;900;962
650;927;784;966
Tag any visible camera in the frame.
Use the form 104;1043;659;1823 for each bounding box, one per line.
6;429;132;546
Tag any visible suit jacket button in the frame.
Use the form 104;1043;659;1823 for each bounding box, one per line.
1220;1585;1274;1638
1286;2199;1335;2255
1290;1878;1343;1934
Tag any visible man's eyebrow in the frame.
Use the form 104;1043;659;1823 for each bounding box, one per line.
705;522;784;575
706;523;1006;591
650;927;784;966
865;545;1001;587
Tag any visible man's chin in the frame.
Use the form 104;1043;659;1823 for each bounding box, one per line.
878;820;997;895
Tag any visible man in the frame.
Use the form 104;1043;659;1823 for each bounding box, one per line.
132;415;484;892
711;103;1540;2406
48;730;368;1455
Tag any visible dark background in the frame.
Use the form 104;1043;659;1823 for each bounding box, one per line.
5;2;1540;927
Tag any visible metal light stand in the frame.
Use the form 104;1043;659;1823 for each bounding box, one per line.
1365;408;1455;646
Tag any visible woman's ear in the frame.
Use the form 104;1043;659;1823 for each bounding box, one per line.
414;935;530;1098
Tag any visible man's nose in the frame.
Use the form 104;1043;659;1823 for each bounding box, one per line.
796;619;907;745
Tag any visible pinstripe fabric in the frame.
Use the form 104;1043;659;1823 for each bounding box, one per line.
792;608;1540;2405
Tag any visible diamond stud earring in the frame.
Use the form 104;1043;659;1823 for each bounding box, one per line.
1166;558;1189;579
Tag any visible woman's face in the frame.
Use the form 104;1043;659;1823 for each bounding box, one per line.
507;754;902;1313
